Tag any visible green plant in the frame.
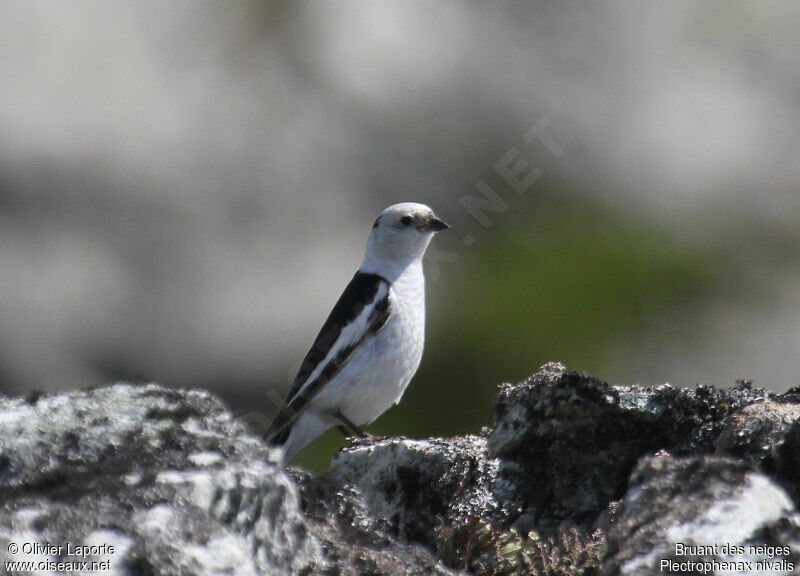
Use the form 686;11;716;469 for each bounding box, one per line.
435;518;605;576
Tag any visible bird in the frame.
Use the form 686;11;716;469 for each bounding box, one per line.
264;202;449;463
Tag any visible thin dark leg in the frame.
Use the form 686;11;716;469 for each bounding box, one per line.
336;425;350;438
334;412;367;438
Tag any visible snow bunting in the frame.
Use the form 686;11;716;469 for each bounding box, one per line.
264;202;449;462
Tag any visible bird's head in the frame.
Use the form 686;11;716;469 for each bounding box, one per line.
362;202;449;275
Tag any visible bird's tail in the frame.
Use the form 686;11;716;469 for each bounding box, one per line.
261;414;294;467
267;411;329;463
269;424;292;446
263;405;294;447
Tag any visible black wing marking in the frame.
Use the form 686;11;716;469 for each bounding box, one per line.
265;272;391;443
286;272;389;403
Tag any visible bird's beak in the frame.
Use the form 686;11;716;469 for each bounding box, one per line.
420;216;450;232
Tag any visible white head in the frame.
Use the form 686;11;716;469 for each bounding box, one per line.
360;202;449;277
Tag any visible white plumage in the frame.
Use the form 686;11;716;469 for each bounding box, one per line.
264;202;449;463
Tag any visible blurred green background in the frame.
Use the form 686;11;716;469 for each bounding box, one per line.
289;192;779;472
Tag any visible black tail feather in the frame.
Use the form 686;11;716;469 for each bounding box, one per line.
270;424;292;446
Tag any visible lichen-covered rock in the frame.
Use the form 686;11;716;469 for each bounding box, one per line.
776;420;800;505
294;435;522;575
603;454;800;576
318;436;520;541
1;364;799;576
297;471;466;576
715;399;800;466
0;384;321;576
489;362;770;524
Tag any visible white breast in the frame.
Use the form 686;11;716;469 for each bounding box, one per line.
312;261;426;425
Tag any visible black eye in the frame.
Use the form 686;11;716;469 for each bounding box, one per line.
401;215;413;226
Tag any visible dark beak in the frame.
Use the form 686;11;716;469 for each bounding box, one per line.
421;216;450;232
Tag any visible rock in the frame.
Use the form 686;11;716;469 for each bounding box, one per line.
297;472;465;576
1;363;799;576
776;420;800;505
295;436;509;576
0;384;320;576
316;435;520;540
489;362;770;524
603;454;800;576
715;399;800;466
295;434;606;576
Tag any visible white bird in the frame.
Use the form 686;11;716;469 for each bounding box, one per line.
264;202;449;463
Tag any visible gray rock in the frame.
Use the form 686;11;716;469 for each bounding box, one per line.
489;362;770;524
296;470;465;576
296;435;605;576
715;399;800;466
0;384;321;576
2;364;799;575
603;454;800;576
776;419;800;505
321;435;519;540
295;436;508;576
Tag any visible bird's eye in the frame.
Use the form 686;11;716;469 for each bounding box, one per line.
401;215;413;226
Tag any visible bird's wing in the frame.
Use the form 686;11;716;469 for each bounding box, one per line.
264;272;391;442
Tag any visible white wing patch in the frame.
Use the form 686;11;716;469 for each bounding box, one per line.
292;281;390;401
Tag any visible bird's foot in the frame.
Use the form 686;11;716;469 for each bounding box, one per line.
335;425;369;439
334;412;369;438
337;425;378;441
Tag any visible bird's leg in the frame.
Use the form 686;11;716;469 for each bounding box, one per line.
335;425;351;438
333;411;368;438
